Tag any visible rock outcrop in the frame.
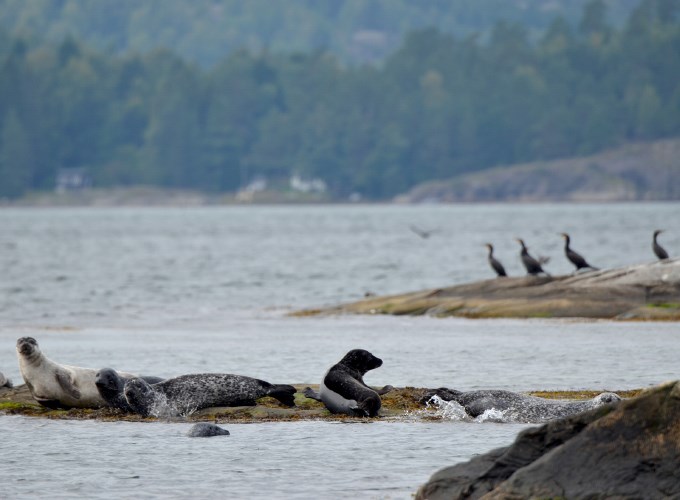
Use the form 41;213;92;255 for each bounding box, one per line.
297;259;680;320
416;380;680;499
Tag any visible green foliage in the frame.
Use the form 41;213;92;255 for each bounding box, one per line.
0;0;678;200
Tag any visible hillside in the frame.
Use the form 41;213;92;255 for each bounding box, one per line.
397;138;680;202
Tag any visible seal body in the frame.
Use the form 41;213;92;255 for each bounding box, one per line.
17;337;136;409
124;373;296;417
187;423;230;437
95;368;164;412
0;371;12;389
318;349;384;417
426;388;621;422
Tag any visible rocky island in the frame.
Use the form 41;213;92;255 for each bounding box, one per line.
296;259;680;320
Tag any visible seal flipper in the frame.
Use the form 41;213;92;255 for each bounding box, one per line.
267;384;296;407
55;369;81;400
303;387;322;401
376;385;394;395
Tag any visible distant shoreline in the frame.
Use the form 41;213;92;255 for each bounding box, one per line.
2;186;679;208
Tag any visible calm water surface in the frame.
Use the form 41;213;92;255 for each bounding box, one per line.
0;204;678;498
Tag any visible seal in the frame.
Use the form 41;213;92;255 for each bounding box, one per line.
0;371;13;389
423;387;621;423
304;349;392;417
123;373;297;417
16;337;150;409
187;423;230;437
95;368;165;412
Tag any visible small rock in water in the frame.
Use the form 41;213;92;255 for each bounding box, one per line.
187;423;230;438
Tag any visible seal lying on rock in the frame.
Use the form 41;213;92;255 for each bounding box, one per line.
95;368;165;412
304;349;393;417
16;337;158;409
187;423;230;438
423;387;621;422
0;371;13;389
123;373;297;417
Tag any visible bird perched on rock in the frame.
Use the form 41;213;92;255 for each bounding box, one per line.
484;243;507;277
653;230;669;260
560;233;598;271
515;238;550;276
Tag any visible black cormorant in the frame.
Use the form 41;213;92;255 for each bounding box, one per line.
560;233;598;271
484;243;507;277
653;230;669;260
515;238;550;276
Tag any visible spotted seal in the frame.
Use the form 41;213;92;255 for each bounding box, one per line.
187;423;230;437
95;368;165;412
423;387;621;423
303;349;393;417
123;373;297;417
16;337;151;409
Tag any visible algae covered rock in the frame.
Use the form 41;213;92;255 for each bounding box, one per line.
416;380;680;499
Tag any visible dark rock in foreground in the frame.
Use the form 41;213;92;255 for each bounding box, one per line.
296;259;680;320
416;380;680;499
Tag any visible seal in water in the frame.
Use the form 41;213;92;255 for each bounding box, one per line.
95;368;165;412
123;373;297;417
303;349;392;417
422;387;621;423
187;423;230;437
16;337;150;409
0;371;12;389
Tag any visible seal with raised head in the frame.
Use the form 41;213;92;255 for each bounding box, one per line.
423;387;621;423
16;337;151;409
95;367;165;412
123;373;297;417
304;349;392;417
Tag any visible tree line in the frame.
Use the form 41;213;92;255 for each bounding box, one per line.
0;0;678;199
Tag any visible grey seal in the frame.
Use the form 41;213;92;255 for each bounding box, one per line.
187;423;230;437
304;349;392;417
423;387;621;423
95;368;165;412
17;336;145;409
123;373;297;417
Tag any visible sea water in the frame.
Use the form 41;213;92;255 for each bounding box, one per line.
0;204;678;498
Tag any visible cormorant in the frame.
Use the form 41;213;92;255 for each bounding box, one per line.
560;233;598;271
515;238;550;276
653;230;669;260
484;243;507;277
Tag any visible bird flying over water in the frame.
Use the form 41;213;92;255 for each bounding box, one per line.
653;230;669;260
409;225;439;239
515;238;550;276
560;233;598;271
484;243;507;277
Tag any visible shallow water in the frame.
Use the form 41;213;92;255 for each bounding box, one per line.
0;204;678;498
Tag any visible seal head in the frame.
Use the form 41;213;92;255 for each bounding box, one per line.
187;423;230;438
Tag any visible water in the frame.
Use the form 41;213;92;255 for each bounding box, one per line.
0;204;679;498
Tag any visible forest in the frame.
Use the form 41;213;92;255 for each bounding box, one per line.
0;0;678;199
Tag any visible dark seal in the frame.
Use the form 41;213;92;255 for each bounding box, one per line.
423;387;621;423
187;423;230;438
95;368;164;412
123;373;297;417
305;349;392;417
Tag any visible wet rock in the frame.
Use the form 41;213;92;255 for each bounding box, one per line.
416;381;680;499
298;259;680;320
